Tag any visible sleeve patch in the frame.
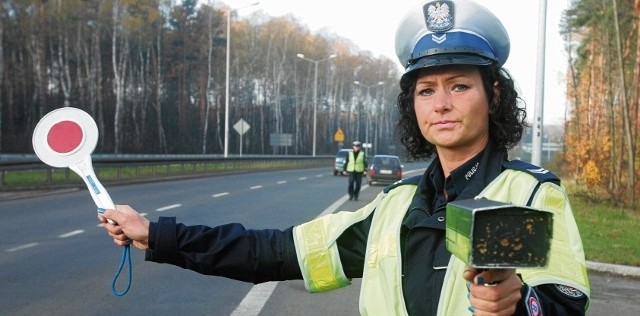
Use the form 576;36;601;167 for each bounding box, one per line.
525;286;543;316
554;284;585;299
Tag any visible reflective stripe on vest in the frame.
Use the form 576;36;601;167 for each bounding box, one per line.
292;192;387;292
347;151;365;173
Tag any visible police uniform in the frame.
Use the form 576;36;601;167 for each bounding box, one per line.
144;0;590;314
146;143;589;315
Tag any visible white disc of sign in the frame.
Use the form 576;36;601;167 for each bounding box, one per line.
32;107;98;168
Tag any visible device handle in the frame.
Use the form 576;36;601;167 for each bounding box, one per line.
69;156;117;224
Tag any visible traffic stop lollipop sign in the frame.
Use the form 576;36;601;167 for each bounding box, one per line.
32;107;115;211
32;107;132;296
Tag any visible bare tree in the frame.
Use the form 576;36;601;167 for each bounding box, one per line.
612;0;636;206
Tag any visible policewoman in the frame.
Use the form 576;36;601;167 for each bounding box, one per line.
344;140;367;200
100;0;590;315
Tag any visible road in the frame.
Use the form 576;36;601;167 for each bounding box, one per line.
1;164;638;315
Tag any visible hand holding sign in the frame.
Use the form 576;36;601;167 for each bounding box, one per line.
32;107;131;296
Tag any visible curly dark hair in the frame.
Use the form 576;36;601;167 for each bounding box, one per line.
395;64;527;161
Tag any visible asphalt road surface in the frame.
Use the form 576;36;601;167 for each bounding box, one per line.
1;164;638;315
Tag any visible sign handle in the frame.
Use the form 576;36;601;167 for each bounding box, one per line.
69;156;132;296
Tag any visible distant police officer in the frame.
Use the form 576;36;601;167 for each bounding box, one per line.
100;1;590;315
343;140;367;200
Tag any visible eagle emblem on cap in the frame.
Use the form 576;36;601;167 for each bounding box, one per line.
425;1;454;32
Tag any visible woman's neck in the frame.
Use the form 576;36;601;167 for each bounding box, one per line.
437;140;488;178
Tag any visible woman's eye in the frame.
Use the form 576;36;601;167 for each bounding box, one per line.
417;88;434;96
452;84;469;92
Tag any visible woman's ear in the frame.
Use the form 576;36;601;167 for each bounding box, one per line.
489;81;500;113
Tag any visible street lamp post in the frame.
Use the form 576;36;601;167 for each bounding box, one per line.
296;53;337;156
224;2;259;158
353;81;384;154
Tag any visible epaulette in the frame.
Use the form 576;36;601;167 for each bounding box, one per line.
503;160;560;185
383;175;422;193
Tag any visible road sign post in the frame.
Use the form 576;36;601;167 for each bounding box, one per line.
233;119;250;156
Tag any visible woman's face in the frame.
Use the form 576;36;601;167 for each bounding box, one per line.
413;65;491;156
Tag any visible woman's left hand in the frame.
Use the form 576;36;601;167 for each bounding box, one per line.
463;266;523;316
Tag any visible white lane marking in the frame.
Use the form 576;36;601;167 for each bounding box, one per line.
298;177;307;180
156;204;181;212
213;192;230;198
230;186;369;314
230;282;279;316
59;230;84;238
277;181;286;184
250;185;263;190
316;174;323;178
6;242;39;252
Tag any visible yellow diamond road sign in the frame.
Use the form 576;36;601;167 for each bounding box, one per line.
334;128;344;142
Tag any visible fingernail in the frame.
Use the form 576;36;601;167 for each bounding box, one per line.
466;281;471;291
476;277;485;285
468;306;475;313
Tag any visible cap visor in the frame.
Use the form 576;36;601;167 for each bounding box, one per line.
404;54;494;74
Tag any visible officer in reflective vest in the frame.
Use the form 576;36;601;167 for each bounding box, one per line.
344;140;367;200
100;0;590;315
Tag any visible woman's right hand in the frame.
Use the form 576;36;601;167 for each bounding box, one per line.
98;205;150;250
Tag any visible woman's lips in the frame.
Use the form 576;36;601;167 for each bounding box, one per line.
432;120;458;127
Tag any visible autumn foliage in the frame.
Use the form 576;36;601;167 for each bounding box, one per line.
563;0;639;206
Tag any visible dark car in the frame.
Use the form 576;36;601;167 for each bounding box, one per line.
333;149;352;175
366;155;403;185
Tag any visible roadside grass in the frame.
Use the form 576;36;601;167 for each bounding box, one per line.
1;160;323;188
569;193;640;266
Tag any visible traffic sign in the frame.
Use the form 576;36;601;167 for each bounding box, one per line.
334;128;345;142
233;119;250;135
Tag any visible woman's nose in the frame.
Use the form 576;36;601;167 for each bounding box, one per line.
432;91;452;113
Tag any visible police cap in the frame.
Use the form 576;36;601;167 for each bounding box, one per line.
352;141;362;146
395;0;510;77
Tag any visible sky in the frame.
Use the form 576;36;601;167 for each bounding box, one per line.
229;0;571;125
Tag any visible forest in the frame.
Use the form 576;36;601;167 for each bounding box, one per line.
563;0;640;206
0;0;401;156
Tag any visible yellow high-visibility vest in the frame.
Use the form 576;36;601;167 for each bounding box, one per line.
292;168;590;315
346;151;365;173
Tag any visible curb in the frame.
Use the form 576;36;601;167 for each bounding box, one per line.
586;261;640;277
0;188;80;202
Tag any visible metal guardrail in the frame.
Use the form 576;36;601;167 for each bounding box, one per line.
0;154;333;191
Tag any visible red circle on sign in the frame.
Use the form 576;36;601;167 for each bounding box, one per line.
47;120;83;154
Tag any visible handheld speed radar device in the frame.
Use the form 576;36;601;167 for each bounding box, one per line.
446;198;553;269
32;107;132;296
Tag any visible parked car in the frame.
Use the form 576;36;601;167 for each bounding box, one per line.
366;155;403;185
333;149;351;175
